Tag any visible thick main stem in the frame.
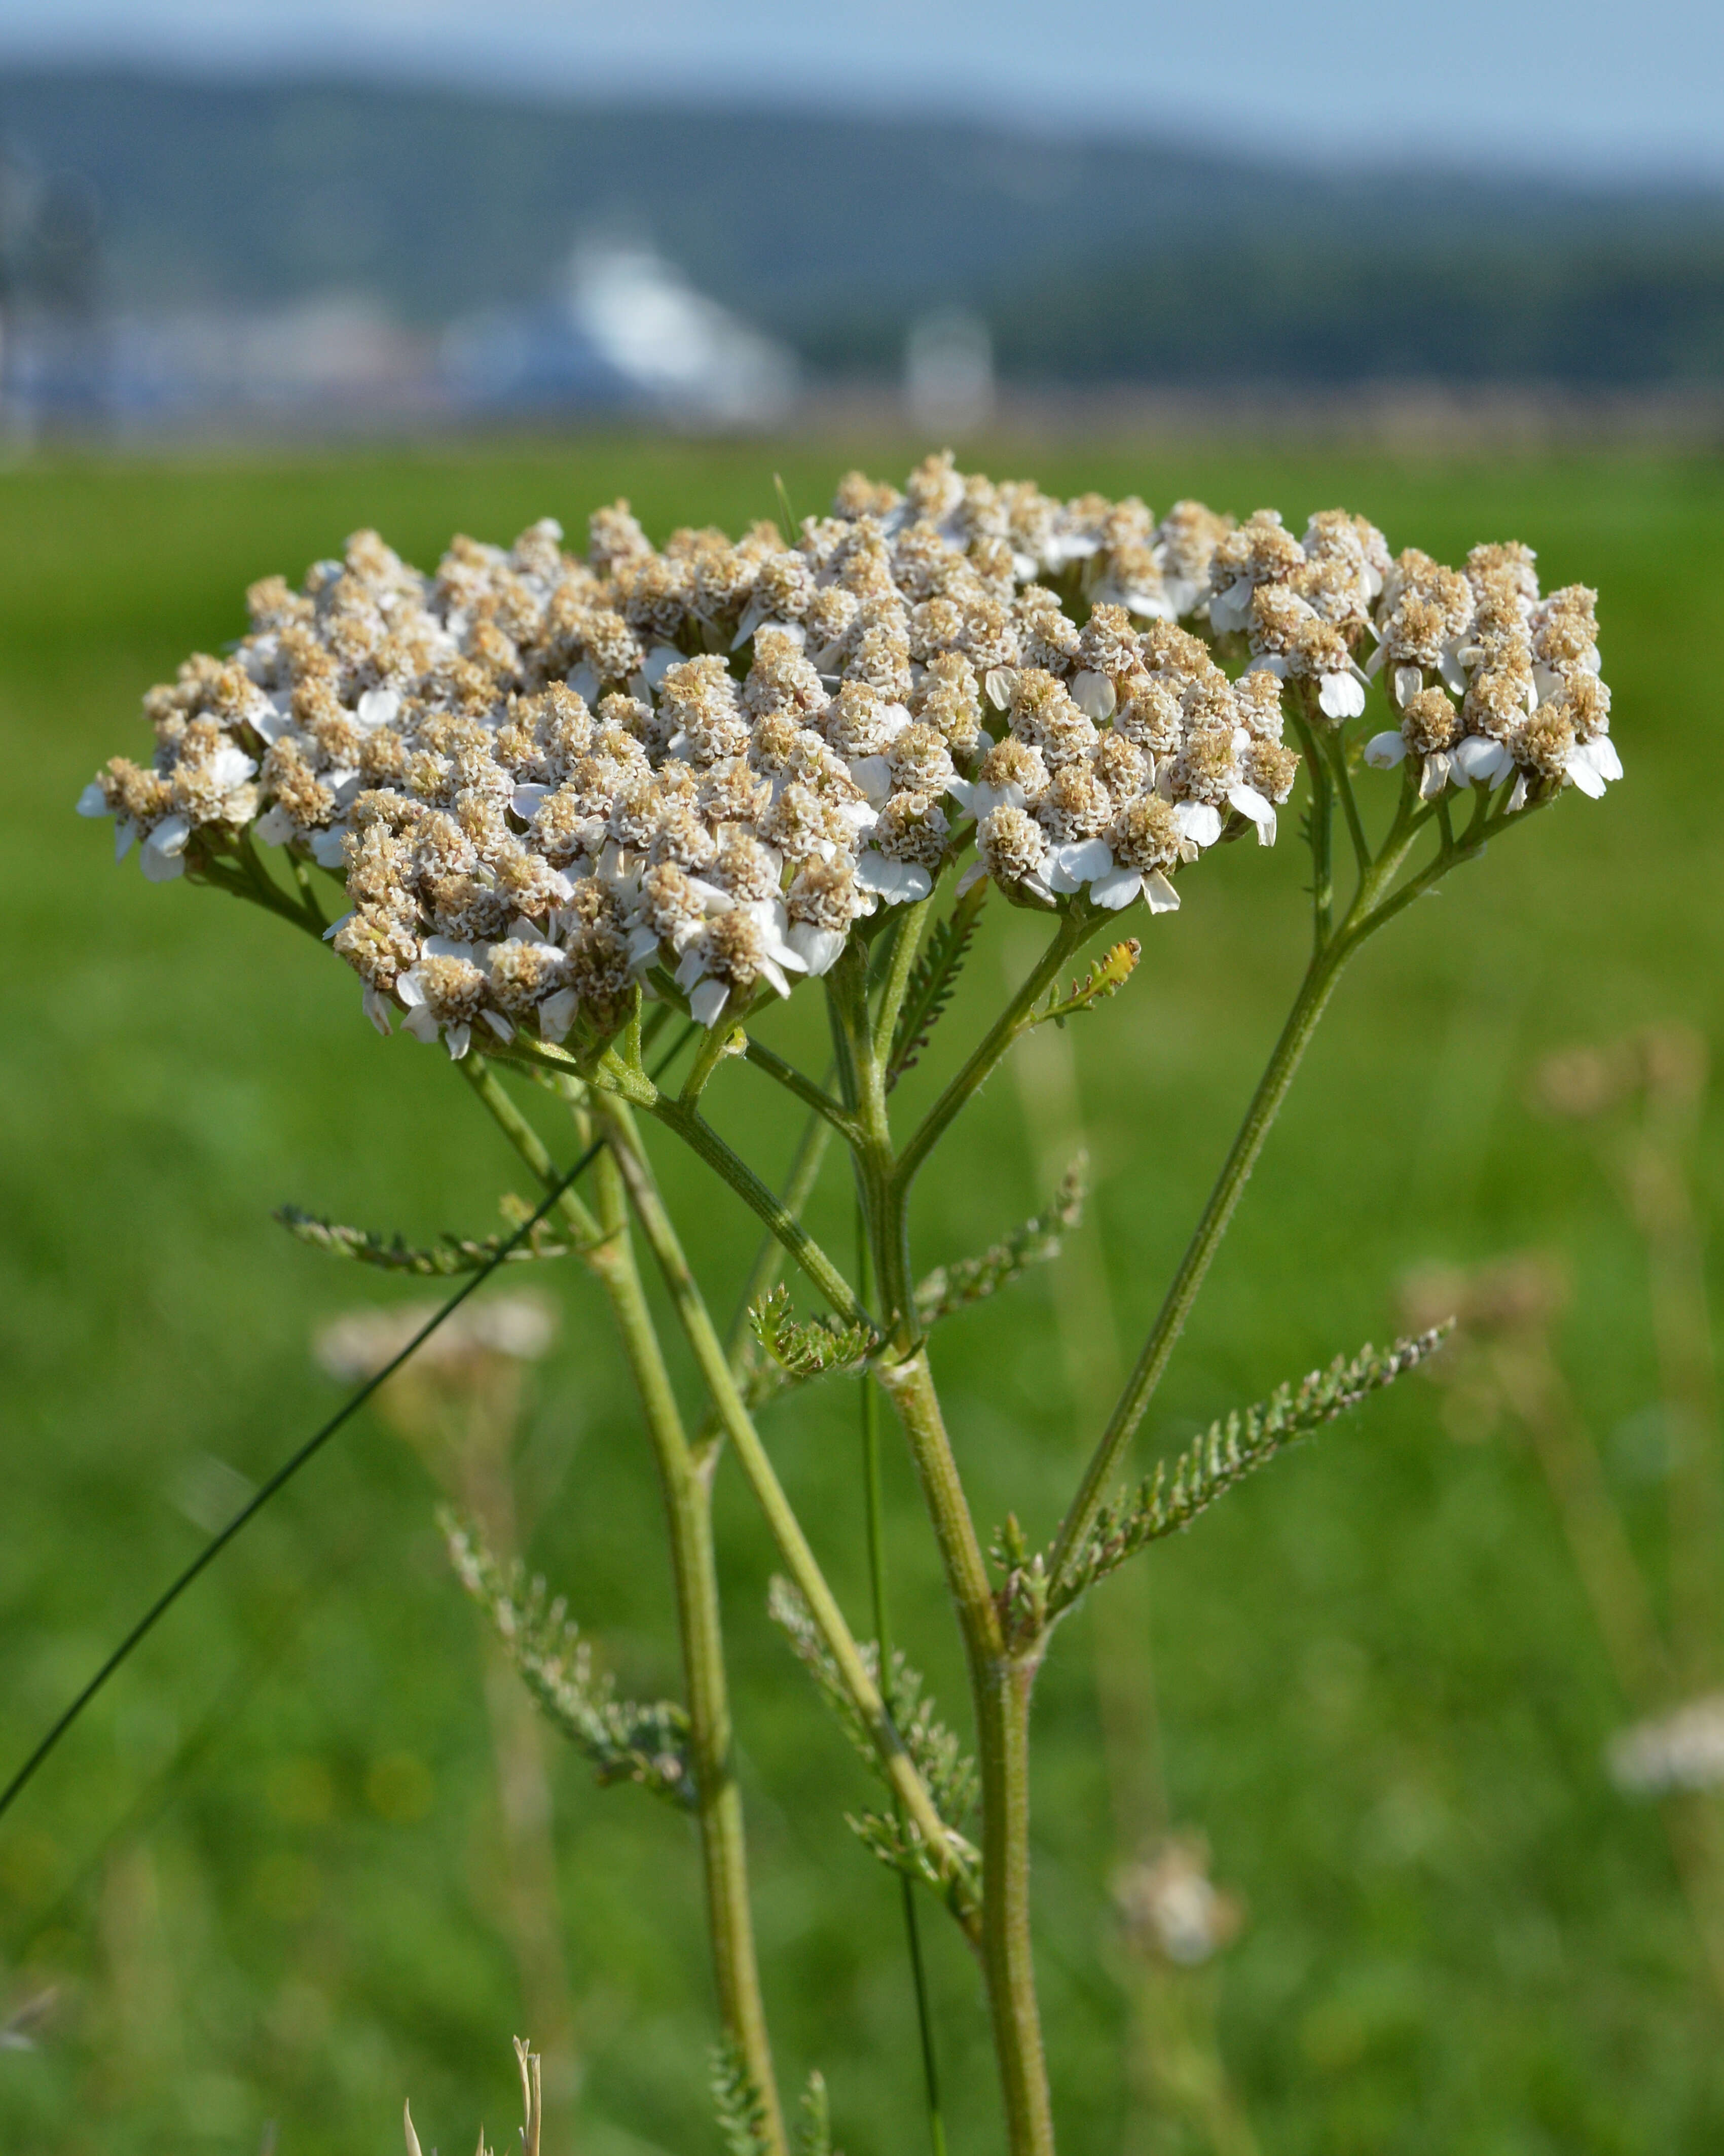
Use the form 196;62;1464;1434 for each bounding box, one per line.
465;1065;784;2152
585;1151;786;2156
876;1351;1053;2156
594;1098;974;1911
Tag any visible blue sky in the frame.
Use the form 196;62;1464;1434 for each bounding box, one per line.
2;0;1721;183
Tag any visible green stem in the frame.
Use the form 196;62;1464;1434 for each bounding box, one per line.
1324;727;1372;879
1046;940;1349;1598
896;908;1098;1197
645;1093;875;1332
594;1099;977;1927
466;1060;784;2153
585;1151;786;2156
875;1350;1052;2156
1292;715;1333;955
858;1213;948;2156
742;1039;861;1143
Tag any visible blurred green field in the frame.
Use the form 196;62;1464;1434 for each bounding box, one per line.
1;437;1721;2156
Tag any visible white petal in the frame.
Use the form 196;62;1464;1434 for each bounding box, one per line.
1318;672;1367;720
1454;736;1511;784
759;958;792;998
1228;782;1275;833
445;1023;471;1060
115;818;137;861
1363;731;1408;769
511;784;549;819
786;921;848;975
482;1010;515;1040
1507;772;1530;813
641;644;682;688
1243;654;1287;679
1563;749;1607;799
955;859;987;896
539;988;580;1042
356;688;400;730
76;780;112;817
309;825;349;869
1392;666;1424;708
1089;865;1144;910
944;777;978;815
1418;754;1449;800
362;985;394;1035
1437;649;1468;696
322;908;355;942
689;978;729;1028
1172;801;1222;848
849;754;894;806
395;971;426;1009
674;948;706;992
565;662;601;702
1047;836;1114;893
1586;735;1623;782
625;924;662;966
855;852;933;904
984;667;1016;712
1143;870;1181;913
1071;671;1117;722
1365;643;1386;677
253;803;296;845
401;1003;439;1043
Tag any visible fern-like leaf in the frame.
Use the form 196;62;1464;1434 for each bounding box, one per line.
888;885;985;1087
748;1283;877;1381
797;2072;835;2156
444;1515;694;1806
1031;938;1141;1028
767;1577;981;1925
276;1200;570;1275
710;2037;774;2156
914;1158;1087;1327
1036;1327;1451;1628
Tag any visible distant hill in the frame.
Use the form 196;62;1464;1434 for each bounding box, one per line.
1;66;1720;388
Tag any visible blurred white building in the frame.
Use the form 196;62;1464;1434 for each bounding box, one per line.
444;240;797;426
905;307;995;435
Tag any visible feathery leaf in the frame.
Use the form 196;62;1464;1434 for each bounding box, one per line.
444;1515;694;1806
1031;938;1141;1028
710;2037;774;2156
1032;1327;1451;1629
797;2072;836;2156
914;1158;1087;1327
888;886;985;1087
276;1199;570;1275
748;1283;877;1382
767;1577;981;1924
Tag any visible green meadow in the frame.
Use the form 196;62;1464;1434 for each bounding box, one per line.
1;439;1720;2154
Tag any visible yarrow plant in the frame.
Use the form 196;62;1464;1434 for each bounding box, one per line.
77;451;1619;2153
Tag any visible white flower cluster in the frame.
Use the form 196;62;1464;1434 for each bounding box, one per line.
78;454;1619;1059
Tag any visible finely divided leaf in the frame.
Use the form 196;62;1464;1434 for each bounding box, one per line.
767;1577;981;1924
748;1283;877;1381
914;1158;1087;1328
277;1201;570;1275
710;2038;774;2156
1043;1327;1451;1623
1031;939;1141;1028
444;1515;694;1806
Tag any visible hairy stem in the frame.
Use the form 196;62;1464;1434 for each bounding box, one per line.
595;1098;977;1923
896;907;1098;1197
465;1059;783;2150
876;1350;1052;2156
586;1151;786;2154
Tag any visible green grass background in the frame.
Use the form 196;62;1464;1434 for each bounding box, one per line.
0;438;1720;2154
